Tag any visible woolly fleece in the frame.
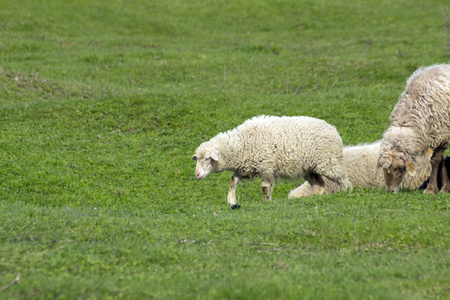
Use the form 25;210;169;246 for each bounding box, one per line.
193;115;350;204
380;64;450;160
289;141;433;198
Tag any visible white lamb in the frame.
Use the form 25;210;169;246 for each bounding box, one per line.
192;115;351;209
289;141;433;198
378;64;450;194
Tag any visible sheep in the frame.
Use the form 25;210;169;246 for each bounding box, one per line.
192;115;352;209
378;64;450;194
289;141;433;198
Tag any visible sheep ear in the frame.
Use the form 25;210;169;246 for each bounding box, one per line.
377;155;392;170
192;155;197;161
210;149;219;161
405;156;416;176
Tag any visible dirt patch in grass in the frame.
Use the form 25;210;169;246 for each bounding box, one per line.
0;69;93;102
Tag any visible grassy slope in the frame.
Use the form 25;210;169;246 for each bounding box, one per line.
0;0;449;298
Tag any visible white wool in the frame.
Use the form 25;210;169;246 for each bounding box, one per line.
289;141;432;198
381;64;450;157
378;64;450;191
193;115;351;205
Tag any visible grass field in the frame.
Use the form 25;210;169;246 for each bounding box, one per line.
1;0;449;298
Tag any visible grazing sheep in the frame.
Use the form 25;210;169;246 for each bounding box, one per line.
192;115;351;209
378;64;450;194
289;141;433;198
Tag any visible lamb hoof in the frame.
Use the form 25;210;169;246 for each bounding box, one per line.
231;204;241;210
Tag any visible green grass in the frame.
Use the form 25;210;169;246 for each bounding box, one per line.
0;0;449;298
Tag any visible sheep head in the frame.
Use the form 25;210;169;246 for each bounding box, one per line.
378;126;419;192
378;151;416;193
192;142;220;179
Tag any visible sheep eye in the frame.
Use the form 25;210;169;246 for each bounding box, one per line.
204;157;210;161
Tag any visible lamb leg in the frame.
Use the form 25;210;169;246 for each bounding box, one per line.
227;174;241;209
305;173;325;195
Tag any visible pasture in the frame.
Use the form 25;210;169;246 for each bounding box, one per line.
0;0;449;298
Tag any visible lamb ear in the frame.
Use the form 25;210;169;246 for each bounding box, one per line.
210;149;219;161
191;155;197;161
405;156;416;176
377;155;392;170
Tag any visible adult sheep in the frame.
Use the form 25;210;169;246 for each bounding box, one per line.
378;64;450;194
192;115;352;209
289;141;433;198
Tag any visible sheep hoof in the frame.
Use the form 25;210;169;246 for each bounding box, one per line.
423;188;436;195
439;184;450;193
231;204;241;210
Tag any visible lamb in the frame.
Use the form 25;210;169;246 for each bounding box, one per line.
192;115;352;209
289;141;433;198
378;64;450;194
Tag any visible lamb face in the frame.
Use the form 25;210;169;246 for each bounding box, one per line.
192;142;219;179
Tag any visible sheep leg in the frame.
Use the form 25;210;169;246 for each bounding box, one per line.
315;159;351;192
227;174;241;209
439;155;450;193
288;182;313;199
318;167;351;193
424;147;444;195
305;174;325;195
261;180;274;202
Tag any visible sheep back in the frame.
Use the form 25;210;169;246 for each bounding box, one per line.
389;64;450;152
211;115;345;180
